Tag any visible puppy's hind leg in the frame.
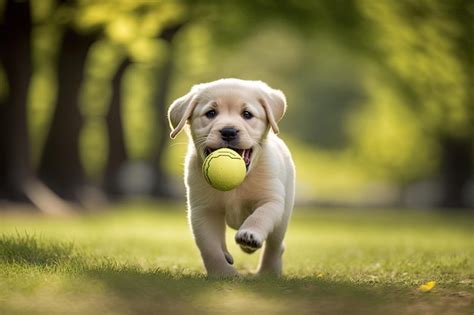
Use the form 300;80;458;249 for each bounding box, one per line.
258;173;295;276
190;209;238;278
257;223;287;276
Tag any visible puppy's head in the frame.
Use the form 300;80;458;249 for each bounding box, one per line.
168;78;286;172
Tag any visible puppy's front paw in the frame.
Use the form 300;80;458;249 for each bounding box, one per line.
235;229;263;254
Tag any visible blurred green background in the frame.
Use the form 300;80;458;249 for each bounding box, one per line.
0;0;473;211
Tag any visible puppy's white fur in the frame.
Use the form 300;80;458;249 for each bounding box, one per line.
168;78;295;277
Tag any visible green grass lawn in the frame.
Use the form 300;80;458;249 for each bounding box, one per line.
0;202;473;314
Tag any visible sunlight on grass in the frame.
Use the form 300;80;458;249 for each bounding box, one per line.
0;203;473;314
0;233;74;266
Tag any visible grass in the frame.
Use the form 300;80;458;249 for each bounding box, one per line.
0;202;473;314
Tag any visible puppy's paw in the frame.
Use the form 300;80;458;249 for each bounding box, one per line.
235;229;263;254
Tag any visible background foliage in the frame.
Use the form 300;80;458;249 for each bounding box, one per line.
0;0;472;209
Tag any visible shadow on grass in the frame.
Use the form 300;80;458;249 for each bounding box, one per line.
82;268;408;314
0;234;467;315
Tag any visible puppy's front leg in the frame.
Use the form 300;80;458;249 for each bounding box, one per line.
235;201;284;254
190;208;238;278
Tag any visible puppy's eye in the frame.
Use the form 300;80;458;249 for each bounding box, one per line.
205;110;217;119
242;110;253;120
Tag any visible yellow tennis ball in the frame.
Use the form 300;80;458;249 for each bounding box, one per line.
202;148;246;191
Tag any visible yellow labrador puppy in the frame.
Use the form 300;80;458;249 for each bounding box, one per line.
168;78;295;277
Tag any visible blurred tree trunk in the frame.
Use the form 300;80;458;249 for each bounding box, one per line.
38;28;96;201
438;2;473;209
0;0;71;214
150;23;187;198
438;135;472;208
0;0;32;200
150;47;174;198
102;57;131;198
0;97;7;198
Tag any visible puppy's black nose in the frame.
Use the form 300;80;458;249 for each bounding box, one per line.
220;127;239;141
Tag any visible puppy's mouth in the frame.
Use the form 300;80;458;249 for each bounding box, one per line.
205;147;253;171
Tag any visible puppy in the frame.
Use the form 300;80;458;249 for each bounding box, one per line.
168;78;295;277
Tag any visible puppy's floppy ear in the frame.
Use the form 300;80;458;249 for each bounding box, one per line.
168;88;199;139
258;83;287;134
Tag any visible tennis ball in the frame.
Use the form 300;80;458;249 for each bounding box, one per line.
202;148;246;191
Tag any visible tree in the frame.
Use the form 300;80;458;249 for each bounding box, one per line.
356;0;473;208
0;0;71;214
0;0;32;201
38;25;98;201
102;57;130;198
150;22;188;198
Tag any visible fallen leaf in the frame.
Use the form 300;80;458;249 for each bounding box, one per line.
418;281;436;292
